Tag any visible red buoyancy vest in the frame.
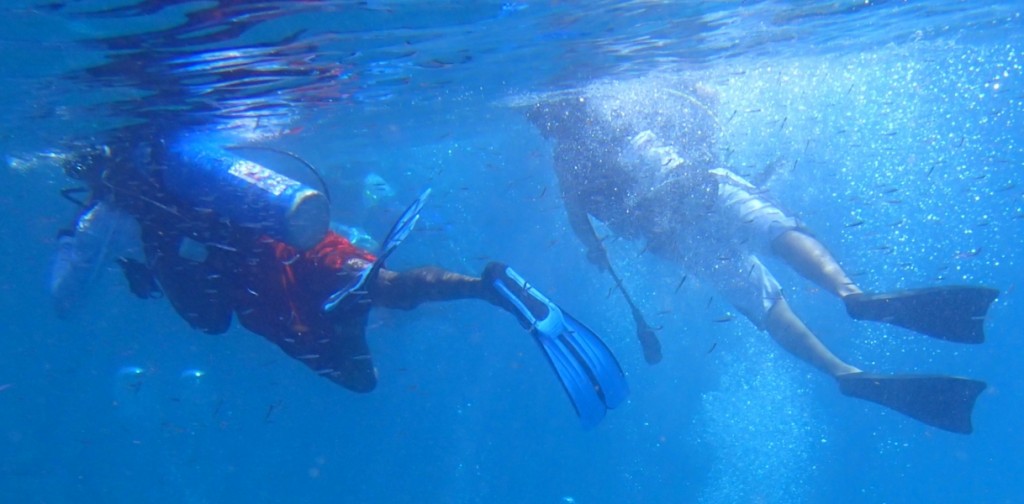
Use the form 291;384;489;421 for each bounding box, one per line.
235;231;377;342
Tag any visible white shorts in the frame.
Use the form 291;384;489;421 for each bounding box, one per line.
668;169;800;329
711;168;800;252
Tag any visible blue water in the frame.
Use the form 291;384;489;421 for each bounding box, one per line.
1;1;1022;502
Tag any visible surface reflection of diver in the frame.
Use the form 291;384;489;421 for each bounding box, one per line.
51;128;628;428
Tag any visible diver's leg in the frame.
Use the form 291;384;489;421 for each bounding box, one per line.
772;228;998;343
712;169;859;299
371;263;627;426
703;251;859;377
759;280;984;433
764;297;860;377
370;266;496;310
771;229;861;298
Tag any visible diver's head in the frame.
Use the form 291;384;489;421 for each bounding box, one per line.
62;144;112;185
362;172;395;208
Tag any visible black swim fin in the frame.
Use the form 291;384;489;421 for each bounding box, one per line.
837;372;985;434
844;286;999;344
486;262;629;428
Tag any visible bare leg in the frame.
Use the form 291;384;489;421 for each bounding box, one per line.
771;229;861;298
764;297;860;377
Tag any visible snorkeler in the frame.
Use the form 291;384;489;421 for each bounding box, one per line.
525;76;996;434
50;127;627;428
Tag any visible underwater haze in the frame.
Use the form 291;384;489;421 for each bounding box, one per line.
1;1;1023;503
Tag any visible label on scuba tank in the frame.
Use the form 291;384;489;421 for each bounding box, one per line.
228;159;300;197
166;135;330;250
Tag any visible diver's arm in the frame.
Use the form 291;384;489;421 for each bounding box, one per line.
561;186;611;272
552;140;612;272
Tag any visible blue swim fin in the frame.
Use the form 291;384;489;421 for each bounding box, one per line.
377;187;432;262
485;263;629;428
323;188;432;312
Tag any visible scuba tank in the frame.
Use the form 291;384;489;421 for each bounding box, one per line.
161;133;330;251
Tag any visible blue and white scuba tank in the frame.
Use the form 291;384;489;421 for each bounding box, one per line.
161;134;330;251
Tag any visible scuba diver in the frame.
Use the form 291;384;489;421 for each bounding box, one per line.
50;126;628;428
525;76;997;434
